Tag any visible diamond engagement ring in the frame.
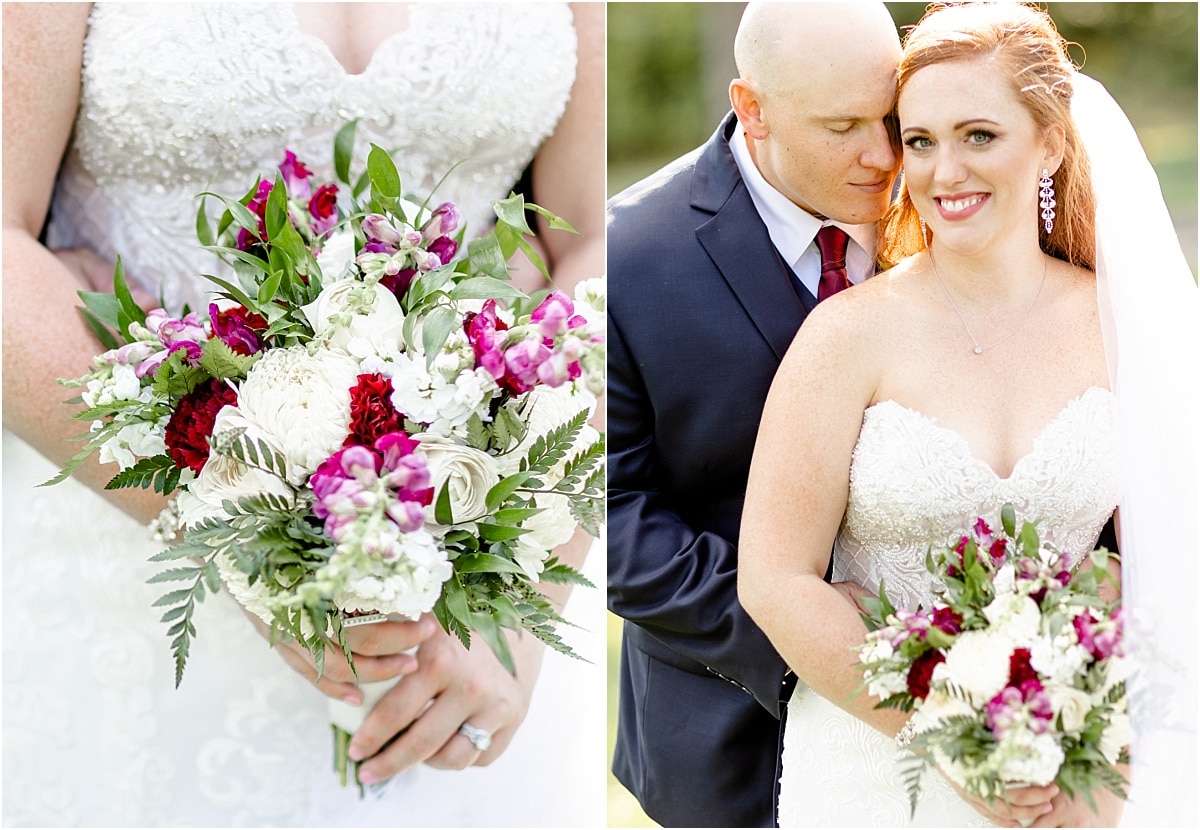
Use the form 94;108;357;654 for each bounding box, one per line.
457;722;492;752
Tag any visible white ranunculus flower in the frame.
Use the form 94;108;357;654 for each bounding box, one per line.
1045;683;1093;734
301;279;405;351
1031;632;1091;686
315;229;357;281
176;407;295;528
938;630;1013;705
415;434;501;526
983;594;1043;648
997;731;1064;787
235;345;360;483
1099;711;1132;764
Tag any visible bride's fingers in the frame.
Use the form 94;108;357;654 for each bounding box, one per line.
344;616;436;657
347;671;436;766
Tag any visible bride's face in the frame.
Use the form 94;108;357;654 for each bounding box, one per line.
898;58;1060;257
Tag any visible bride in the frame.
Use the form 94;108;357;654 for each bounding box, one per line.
739;3;1196;827
2;3;604;826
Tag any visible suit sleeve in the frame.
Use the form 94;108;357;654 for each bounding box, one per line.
606;310;791;716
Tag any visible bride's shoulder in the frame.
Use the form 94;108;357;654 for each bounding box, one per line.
801;255;919;338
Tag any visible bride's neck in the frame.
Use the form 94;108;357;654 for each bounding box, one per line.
928;240;1049;308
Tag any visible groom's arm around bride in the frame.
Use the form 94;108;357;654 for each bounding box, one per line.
607;4;902;827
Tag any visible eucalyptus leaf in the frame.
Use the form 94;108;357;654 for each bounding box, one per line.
449;277;525;302
367;143;401;199
420;305;457;370
334;120;358;185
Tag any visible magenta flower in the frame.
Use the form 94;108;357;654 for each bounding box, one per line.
209;303;267;356
362;214;402;253
986;679;1053;738
503;337;553;394
237;180;275;250
531;291;574;339
427;235;458;266
308;183;339;236
279;150;313;200
464;300;508;380
421;202;460;241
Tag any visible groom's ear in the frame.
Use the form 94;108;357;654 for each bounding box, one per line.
1041;124;1067;176
730;78;769;140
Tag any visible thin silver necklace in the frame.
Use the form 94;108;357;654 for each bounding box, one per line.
929;251;1048;355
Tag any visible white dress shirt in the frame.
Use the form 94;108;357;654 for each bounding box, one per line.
728;121;877;298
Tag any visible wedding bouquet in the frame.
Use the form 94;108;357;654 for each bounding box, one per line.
48;123;605;786
858;504;1128;815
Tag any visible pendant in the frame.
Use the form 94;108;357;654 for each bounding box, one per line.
973;346;984;354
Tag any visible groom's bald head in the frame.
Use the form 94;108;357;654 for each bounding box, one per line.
729;2;901;224
735;2;900;102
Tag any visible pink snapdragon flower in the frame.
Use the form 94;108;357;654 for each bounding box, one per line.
986;680;1054;738
135;309;209;376
279;150;314;200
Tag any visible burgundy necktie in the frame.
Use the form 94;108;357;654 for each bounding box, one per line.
815;225;850;302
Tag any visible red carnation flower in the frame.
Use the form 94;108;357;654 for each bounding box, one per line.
931;606;963;635
308;183;339;236
1008;647;1038;687
345;373;406;447
906;649;946;700
164;379;238;474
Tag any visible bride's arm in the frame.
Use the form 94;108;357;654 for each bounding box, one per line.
2;3;162;524
525;1;604;297
738;292;912;738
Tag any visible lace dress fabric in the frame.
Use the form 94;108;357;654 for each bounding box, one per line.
778;387;1118;827
2;4;606;826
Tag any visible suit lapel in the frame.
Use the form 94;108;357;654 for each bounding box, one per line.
692;115;808;361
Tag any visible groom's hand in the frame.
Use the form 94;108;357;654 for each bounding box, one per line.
347;614;544;783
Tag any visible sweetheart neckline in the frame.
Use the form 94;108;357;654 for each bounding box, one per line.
864;386;1114;482
286;3;423;78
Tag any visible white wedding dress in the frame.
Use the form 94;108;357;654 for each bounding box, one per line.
2;4;605;826
777;387;1119;827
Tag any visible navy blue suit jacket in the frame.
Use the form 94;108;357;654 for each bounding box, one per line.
607;114;816;827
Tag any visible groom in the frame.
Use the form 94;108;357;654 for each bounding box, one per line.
607;4;902;826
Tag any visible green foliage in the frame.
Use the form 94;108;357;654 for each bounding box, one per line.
105;454;181;495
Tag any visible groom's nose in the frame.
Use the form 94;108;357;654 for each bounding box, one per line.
859;119;899;175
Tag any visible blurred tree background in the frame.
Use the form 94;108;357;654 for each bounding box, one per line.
606;4;1197;826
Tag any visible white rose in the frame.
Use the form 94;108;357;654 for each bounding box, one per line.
176;407;295;528
235;345;360;482
1099;711;1132;764
315;229;357;282
1045;683;1093;734
938;630;1013;705
983;594;1043;648
301;280;405;351
416;434;500;526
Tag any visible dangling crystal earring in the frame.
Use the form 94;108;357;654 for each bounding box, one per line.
1039;168;1057;234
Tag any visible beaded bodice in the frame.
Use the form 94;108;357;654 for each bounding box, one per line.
833;386;1119;611
47;2;576;313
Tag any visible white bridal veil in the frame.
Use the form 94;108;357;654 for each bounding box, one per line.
1072;73;1199;825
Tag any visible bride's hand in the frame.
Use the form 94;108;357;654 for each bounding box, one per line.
347;614;544;783
938;768;1058;827
1029;778;1126;827
243;608;437;704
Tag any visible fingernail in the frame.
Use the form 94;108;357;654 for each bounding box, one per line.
343;691;363;706
357;768;378;784
348;744;365;762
